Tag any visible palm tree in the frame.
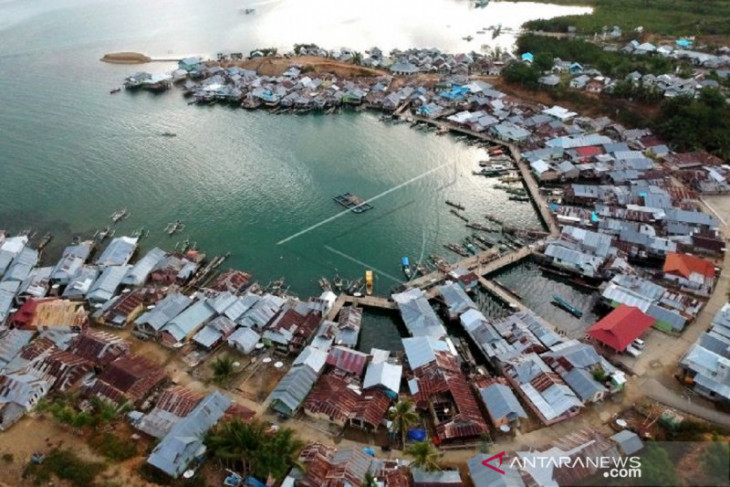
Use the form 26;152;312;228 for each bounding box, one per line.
210;354;235;387
361;472;378;487
205;419;303;480
405;441;442;472
388;398;420;448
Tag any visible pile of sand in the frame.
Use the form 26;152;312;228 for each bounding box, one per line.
101;52;151;64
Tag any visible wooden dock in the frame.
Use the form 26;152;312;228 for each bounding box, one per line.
404;115;560;237
326;293;396;321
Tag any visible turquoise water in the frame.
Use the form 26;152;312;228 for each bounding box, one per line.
0;0;594;348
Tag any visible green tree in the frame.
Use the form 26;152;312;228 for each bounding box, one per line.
501;62;540;88
205;419;303;480
405;441;442;472
640;445;678;487
533;52;554;72
388;398;420;448
352;51;363;66
702;441;730;485
211;354;236;387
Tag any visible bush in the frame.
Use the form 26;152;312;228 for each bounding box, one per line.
90;433;137;461
23;449;104;487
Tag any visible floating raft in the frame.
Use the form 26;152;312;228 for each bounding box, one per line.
333;193;373;214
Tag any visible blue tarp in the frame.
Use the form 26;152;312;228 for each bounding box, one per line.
549;202;560;211
408;428;427;441
402;256;410;267
362;447;376;456
591;211;599;223
245;476;267;487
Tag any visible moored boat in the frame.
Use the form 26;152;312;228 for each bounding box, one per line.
365;270;373;296
402;257;413;280
551;295;583;318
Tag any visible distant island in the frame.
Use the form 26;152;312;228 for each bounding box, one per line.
101;52;151;64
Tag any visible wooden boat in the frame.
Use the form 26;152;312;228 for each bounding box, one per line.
551;295;583;318
109;88;121;94
365;271;373;296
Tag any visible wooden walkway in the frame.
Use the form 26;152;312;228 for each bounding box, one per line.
407;115;560;237
326;294;396;321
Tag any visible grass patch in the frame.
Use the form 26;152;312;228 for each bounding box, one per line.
90;432;138;461
518;0;730;37
22;449;105;487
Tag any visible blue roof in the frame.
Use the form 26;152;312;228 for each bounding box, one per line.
521;52;534;62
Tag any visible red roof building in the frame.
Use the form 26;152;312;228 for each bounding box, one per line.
663;252;715;279
587;305;655;352
69;329;130;367
298;443;374;487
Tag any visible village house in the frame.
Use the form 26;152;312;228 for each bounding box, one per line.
0;372;50;431
11;298;87;333
94;287;162;328
159;299;216;347
85;354;166;405
392;288;447;339
677;304;730;403
49;242;92;285
68;328;129;367
95;236;138;267
477;378;528;429
134;292;192;338
121;247;166;286
662;252;717;295
268;346;327;417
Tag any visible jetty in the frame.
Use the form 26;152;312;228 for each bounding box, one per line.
400;114;560;237
333;193;373;214
327;294;396;321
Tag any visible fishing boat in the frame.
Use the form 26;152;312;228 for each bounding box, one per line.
402;257;413;280
161;132;177;137
445;200;465;210
318;277;332;291
551;295;583;318
37;233;53;251
462;35;474;42
97;226;114;240
333;274;344;291
444;243;469;257
416;263;429;276
463;239;478;255
165;220;185;235
365;270;373;296
509;195;530;202
111;208;129;223
109;88;121;94
500;173;521;183
476;0;489;7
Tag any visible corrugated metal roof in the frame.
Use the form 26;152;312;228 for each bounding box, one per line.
293;346;328;372
438;282;477;316
363;361;402;394
161;300;215;342
95;236;138;267
479;383;527;422
227;327;260;354
610;430;643;455
563;368;605;402
87;265;130;303
326;346;369;376
122;247;166;286
61;266;99;299
268;364;319;415
392;288;446;339
402;336;451;369
135;293;192;331
147;391;231;478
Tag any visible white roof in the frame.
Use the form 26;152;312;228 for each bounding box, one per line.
363;361;402;394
